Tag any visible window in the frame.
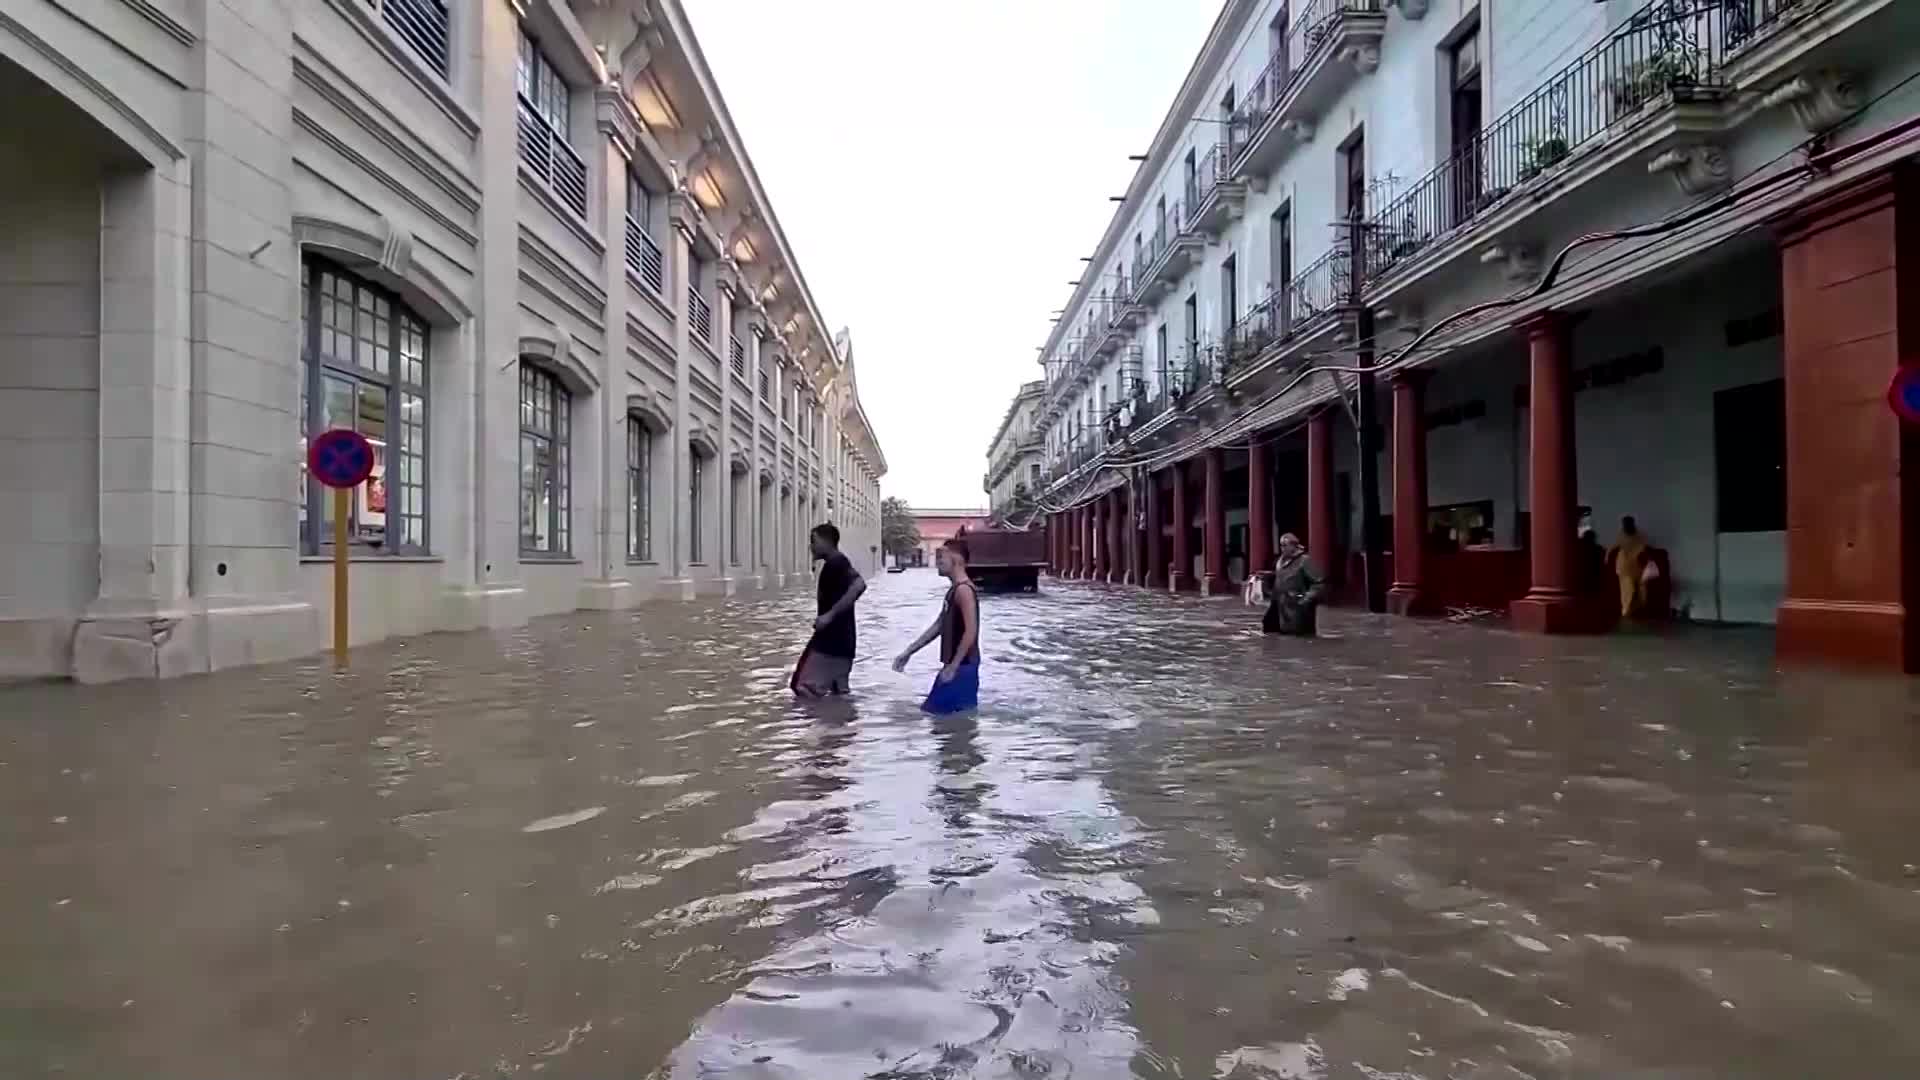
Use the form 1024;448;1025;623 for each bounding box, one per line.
1183;148;1199;207
518;363;571;555
1270;6;1291;76
1221;254;1238;333
299;257;428;555
1341;132;1367;221
689;447;706;562
516;29;587;218
627;416;652;561
730;470;744;566
1714;379;1786;533
1155;323;1169;393
370;0;450;78
1449;26;1484;226
625;173;665;295
688;257;713;344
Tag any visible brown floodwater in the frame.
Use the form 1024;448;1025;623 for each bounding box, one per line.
4;573;1920;1078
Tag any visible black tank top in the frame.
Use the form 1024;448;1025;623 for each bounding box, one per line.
938;582;981;666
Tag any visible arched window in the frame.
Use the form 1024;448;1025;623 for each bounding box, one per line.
519;362;571;555
299;257;429;555
626;416;653;561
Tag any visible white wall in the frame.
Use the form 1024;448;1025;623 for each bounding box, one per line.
0;94;103;660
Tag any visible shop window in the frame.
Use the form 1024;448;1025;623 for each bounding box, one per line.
299;257;428;555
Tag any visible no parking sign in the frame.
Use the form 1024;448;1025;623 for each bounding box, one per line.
1889;368;1920;425
307;428;374;669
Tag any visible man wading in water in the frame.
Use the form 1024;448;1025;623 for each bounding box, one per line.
1261;531;1326;637
791;523;866;697
893;538;981;714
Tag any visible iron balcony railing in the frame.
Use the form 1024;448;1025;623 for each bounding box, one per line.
1360;0;1742;287
516;96;589;219
689;290;714;345
624;217;665;296
1230;0;1380;159
368;0;450;78
1182;145;1229;226
1133;198;1186;299
729;335;747;379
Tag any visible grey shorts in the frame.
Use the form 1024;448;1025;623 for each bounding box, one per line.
793;651;853;696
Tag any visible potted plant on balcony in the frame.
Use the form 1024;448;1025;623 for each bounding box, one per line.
1517;135;1571;182
1608;49;1696;119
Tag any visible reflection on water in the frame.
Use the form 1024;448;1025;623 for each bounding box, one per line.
3;573;1920;1078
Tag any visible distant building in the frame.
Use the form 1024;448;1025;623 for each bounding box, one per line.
982;381;1047;527
904;509;992;568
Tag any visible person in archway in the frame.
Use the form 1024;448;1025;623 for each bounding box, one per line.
1607;515;1651;619
791;523;866;697
1262;532;1325;637
893;538;980;714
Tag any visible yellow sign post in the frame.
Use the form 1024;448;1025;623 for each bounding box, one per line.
308;428;376;671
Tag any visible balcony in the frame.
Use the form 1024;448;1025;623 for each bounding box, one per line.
1230;0;1387;180
624;216;666;298
729;335;747;380
1184;143;1246;237
1137;199;1204;301
1360;0;1744;291
516;96;589;220
689;290;714;345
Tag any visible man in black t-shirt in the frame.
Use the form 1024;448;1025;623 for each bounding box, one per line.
791;522;866;696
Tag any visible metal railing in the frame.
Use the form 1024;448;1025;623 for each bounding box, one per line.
369;0;450;77
516;96;589;219
1360;0;1738;287
689;290;714;344
729;335;747;379
1184;144;1230;224
1725;0;1815;51
1230;0;1381;159
1134;198;1185;298
624;216;666;297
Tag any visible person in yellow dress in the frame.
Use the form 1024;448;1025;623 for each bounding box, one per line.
1606;515;1650;618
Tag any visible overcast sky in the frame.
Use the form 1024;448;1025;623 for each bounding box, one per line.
685;0;1219;510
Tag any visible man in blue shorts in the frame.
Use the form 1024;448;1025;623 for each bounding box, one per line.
892;537;980;714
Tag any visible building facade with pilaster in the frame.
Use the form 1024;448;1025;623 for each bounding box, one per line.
1016;0;1920;671
0;0;884;682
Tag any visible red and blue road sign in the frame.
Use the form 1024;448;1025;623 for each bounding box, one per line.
1889;367;1920;425
308;428;375;489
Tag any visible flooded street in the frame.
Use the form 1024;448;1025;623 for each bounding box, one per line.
6;573;1920;1078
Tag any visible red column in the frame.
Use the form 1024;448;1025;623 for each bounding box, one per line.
1511;312;1585;633
1777;167;1919;671
1388;372;1432;615
1067;507;1079;578
1081;504;1095;580
1145;476;1165;589
1121;476;1136;584
1090;498;1105;582
1202;447;1226;596
1248;437;1273;580
1307;410;1338;587
1105;490;1123;583
1169;464;1191;591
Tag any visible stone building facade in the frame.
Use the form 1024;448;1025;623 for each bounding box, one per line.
983;380;1045;525
1002;0;1920;671
0;0;885;682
